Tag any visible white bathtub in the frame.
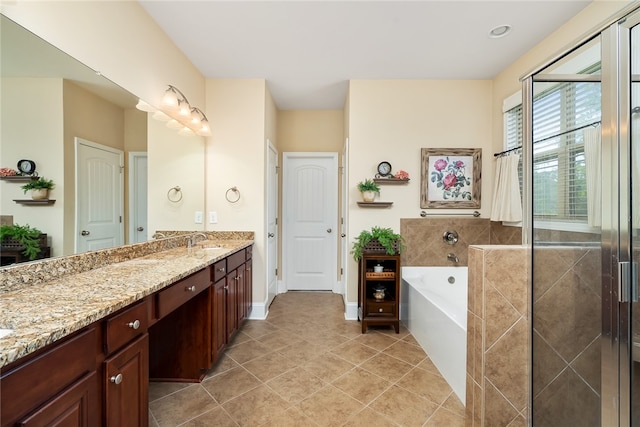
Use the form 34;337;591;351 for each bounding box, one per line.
401;266;468;403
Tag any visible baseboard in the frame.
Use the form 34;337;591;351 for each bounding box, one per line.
247;302;268;320
344;302;358;320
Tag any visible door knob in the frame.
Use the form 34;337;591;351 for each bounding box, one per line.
341;233;346;238
137;226;144;232
81;230;90;236
268;233;274;237
327;228;332;233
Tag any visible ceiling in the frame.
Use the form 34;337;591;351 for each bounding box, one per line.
140;1;592;111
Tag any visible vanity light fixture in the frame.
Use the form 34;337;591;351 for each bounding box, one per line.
489;24;511;38
137;85;212;137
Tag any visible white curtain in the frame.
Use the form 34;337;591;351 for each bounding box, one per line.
490;154;522;222
584;127;601;228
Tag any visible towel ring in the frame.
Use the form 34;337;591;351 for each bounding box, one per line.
225;186;241;203
167;186;183;203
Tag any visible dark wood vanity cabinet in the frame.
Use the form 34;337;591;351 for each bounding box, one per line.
0;245;253;426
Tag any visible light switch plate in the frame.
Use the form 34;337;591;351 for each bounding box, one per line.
194;211;203;224
209;211;218;224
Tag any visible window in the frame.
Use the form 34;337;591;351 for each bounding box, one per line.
503;66;600;226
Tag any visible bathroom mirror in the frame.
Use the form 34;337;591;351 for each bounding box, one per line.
0;14;205;264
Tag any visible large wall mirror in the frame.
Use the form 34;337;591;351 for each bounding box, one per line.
0;14;205;265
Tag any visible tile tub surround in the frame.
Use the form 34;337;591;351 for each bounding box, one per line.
466;245;528;427
0;235;253;368
400;218;521;267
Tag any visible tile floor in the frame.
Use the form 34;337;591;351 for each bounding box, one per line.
148;292;465;427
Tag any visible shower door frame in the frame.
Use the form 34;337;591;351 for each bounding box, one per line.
523;4;640;425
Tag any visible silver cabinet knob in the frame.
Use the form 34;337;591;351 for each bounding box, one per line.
137;226;144;232
217;267;225;273
379;308;383;313
110;373;123;385
81;230;90;236
327;228;332;233
268;233;274;237
127;320;140;330
186;285;196;292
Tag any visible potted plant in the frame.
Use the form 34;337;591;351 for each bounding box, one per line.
357;179;381;202
21;177;55;200
351;226;405;261
0;223;44;260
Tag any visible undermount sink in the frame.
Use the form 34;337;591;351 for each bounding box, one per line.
202;246;222;250
0;329;14;339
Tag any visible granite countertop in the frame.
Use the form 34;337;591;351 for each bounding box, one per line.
0;239;252;368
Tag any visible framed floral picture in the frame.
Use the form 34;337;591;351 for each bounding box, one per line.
420;148;481;209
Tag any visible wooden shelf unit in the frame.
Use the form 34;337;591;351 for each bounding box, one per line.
357;253;400;333
13;199;56;205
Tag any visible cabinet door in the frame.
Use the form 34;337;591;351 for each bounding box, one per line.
17;372;99;427
236;264;246;324
225;271;238;341
211;278;227;363
104;334;148;427
245;259;253;317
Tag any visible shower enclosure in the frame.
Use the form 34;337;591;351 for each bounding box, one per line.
526;5;640;425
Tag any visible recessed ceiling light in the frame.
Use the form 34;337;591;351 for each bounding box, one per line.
489;25;512;38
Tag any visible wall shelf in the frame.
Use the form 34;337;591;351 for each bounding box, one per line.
373;178;410;185
357;201;393;208
1;176;38;183
13;199;56;205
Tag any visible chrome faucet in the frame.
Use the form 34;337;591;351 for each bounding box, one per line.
152;232;166;239
447;253;459;263
190;233;208;244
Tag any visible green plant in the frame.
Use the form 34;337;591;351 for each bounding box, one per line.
21;177;55;194
0;223;43;260
356;179;380;193
351;226;405;261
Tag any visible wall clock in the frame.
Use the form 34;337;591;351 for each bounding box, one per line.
17;159;36;176
377;161;392;177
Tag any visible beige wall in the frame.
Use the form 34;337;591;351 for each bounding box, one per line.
147;117;205;234
346;80;493;304
1;78;64;257
205;79;268;303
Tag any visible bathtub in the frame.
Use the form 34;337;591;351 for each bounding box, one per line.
401;266;468;403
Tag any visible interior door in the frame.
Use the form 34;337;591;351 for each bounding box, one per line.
76;138;124;253
128;152;147;244
266;141;278;306
283;152;338;291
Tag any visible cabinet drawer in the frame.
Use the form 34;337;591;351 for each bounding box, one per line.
104;300;148;354
245;246;252;260
212;259;227;283
0;327;97;426
367;302;396;317
157;268;210;319
227;250;245;272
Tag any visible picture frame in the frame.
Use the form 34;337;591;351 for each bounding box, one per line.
420;148;481;209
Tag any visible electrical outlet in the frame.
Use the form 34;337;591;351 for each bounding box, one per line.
194;211;203;224
209;211;218;224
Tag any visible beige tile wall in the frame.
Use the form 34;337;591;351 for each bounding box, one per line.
400;218;521;266
466;245;528;427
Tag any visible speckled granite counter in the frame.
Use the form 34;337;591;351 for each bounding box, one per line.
0;236;252;368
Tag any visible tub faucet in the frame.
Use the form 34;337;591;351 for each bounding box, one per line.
447;253;459;263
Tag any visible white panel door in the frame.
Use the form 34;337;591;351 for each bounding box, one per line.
266;141;278;305
76;138;123;253
128;152;148;244
283;152;338;291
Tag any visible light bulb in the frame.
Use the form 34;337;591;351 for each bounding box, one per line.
178;126;195;136
166;119;183;130
178;101;191;117
197;119;212;137
162;88;179;111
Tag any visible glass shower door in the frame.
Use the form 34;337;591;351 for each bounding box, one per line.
530;36;603;426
